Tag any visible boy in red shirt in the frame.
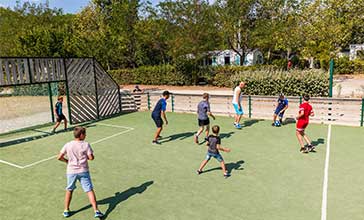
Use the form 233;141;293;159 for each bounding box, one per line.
296;95;315;153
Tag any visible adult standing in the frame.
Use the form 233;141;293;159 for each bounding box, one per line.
232;82;245;129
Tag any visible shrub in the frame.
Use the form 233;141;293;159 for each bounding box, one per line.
334;57;355;74
12;84;49;96
109;64;329;96
229;69;329;96
271;58;288;70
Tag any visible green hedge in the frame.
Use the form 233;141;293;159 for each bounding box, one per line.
228;69;329;96
110;65;329;96
334;57;364;74
13;84;49;96
10;83;61;96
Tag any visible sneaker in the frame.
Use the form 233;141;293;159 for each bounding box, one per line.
224;173;231;178
94;210;104;218
308;145;316;152
196;170;203;175
194;135;199;144
152;140;161;145
51;128;56;133
234;123;242;129
63;210;70;218
271;123;275;126
300;147;309;153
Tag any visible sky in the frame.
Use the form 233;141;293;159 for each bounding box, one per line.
0;0;161;14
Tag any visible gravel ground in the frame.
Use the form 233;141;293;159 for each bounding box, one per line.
0;112;51;134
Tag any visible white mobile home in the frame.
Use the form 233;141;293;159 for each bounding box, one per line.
201;49;264;66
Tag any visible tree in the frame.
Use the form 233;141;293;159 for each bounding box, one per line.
215;0;259;64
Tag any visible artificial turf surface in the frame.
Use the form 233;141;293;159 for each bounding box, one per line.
0;111;362;220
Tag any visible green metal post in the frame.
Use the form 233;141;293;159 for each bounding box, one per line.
299;96;303;104
171;94;175;112
361;98;364;127
147;92;151;110
248;95;252;118
63;58;73;125
48;82;55;123
329;59;334;97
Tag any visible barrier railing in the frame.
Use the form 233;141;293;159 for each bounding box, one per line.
127;91;364;127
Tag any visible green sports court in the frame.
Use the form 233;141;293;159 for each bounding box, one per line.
1;111;363;220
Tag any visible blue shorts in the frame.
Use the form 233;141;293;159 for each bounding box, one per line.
274;108;285;118
233;104;244;115
151;114;163;128
66;171;93;192
205;152;224;162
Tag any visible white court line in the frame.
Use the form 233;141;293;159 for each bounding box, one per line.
0;159;24;169
22;155;57;169
96;123;134;130
0;123;134;169
89;127;134;145
321;124;332;220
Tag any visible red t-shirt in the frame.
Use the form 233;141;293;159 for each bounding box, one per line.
298;102;313;122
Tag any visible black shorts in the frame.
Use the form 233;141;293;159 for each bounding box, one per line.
152;115;163;128
198;118;210;127
56;114;66;122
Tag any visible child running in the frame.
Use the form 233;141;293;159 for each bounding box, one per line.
52;96;68;133
194;93;215;144
151;91;170;144
196;125;231;178
296;94;315;153
272;93;288;126
57;127;104;218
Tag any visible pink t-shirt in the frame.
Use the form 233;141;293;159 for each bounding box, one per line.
60;140;93;174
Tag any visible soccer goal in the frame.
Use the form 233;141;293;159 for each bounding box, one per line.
0;57;121;133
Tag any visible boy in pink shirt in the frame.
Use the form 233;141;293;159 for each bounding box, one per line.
57;127;104;218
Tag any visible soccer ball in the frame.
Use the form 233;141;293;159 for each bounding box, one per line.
274;120;281;127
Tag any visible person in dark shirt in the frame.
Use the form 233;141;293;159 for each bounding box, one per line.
196;125;231;178
52;96;67;133
133;85;142;93
151;91;170;144
194;93;215;144
272;93;289;126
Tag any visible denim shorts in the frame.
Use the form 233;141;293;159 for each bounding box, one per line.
66;171;93;192
206;152;224;162
233;104;244;115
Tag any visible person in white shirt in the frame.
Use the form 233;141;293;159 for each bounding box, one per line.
232;82;245;129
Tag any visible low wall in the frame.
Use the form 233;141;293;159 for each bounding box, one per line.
122;91;364;127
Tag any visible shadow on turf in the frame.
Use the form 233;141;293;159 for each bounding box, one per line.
283;118;296;125
242;119;263;127
312;138;325;147
0;124;97;148
160;132;195;143
202;160;245;174
71;181;154;219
